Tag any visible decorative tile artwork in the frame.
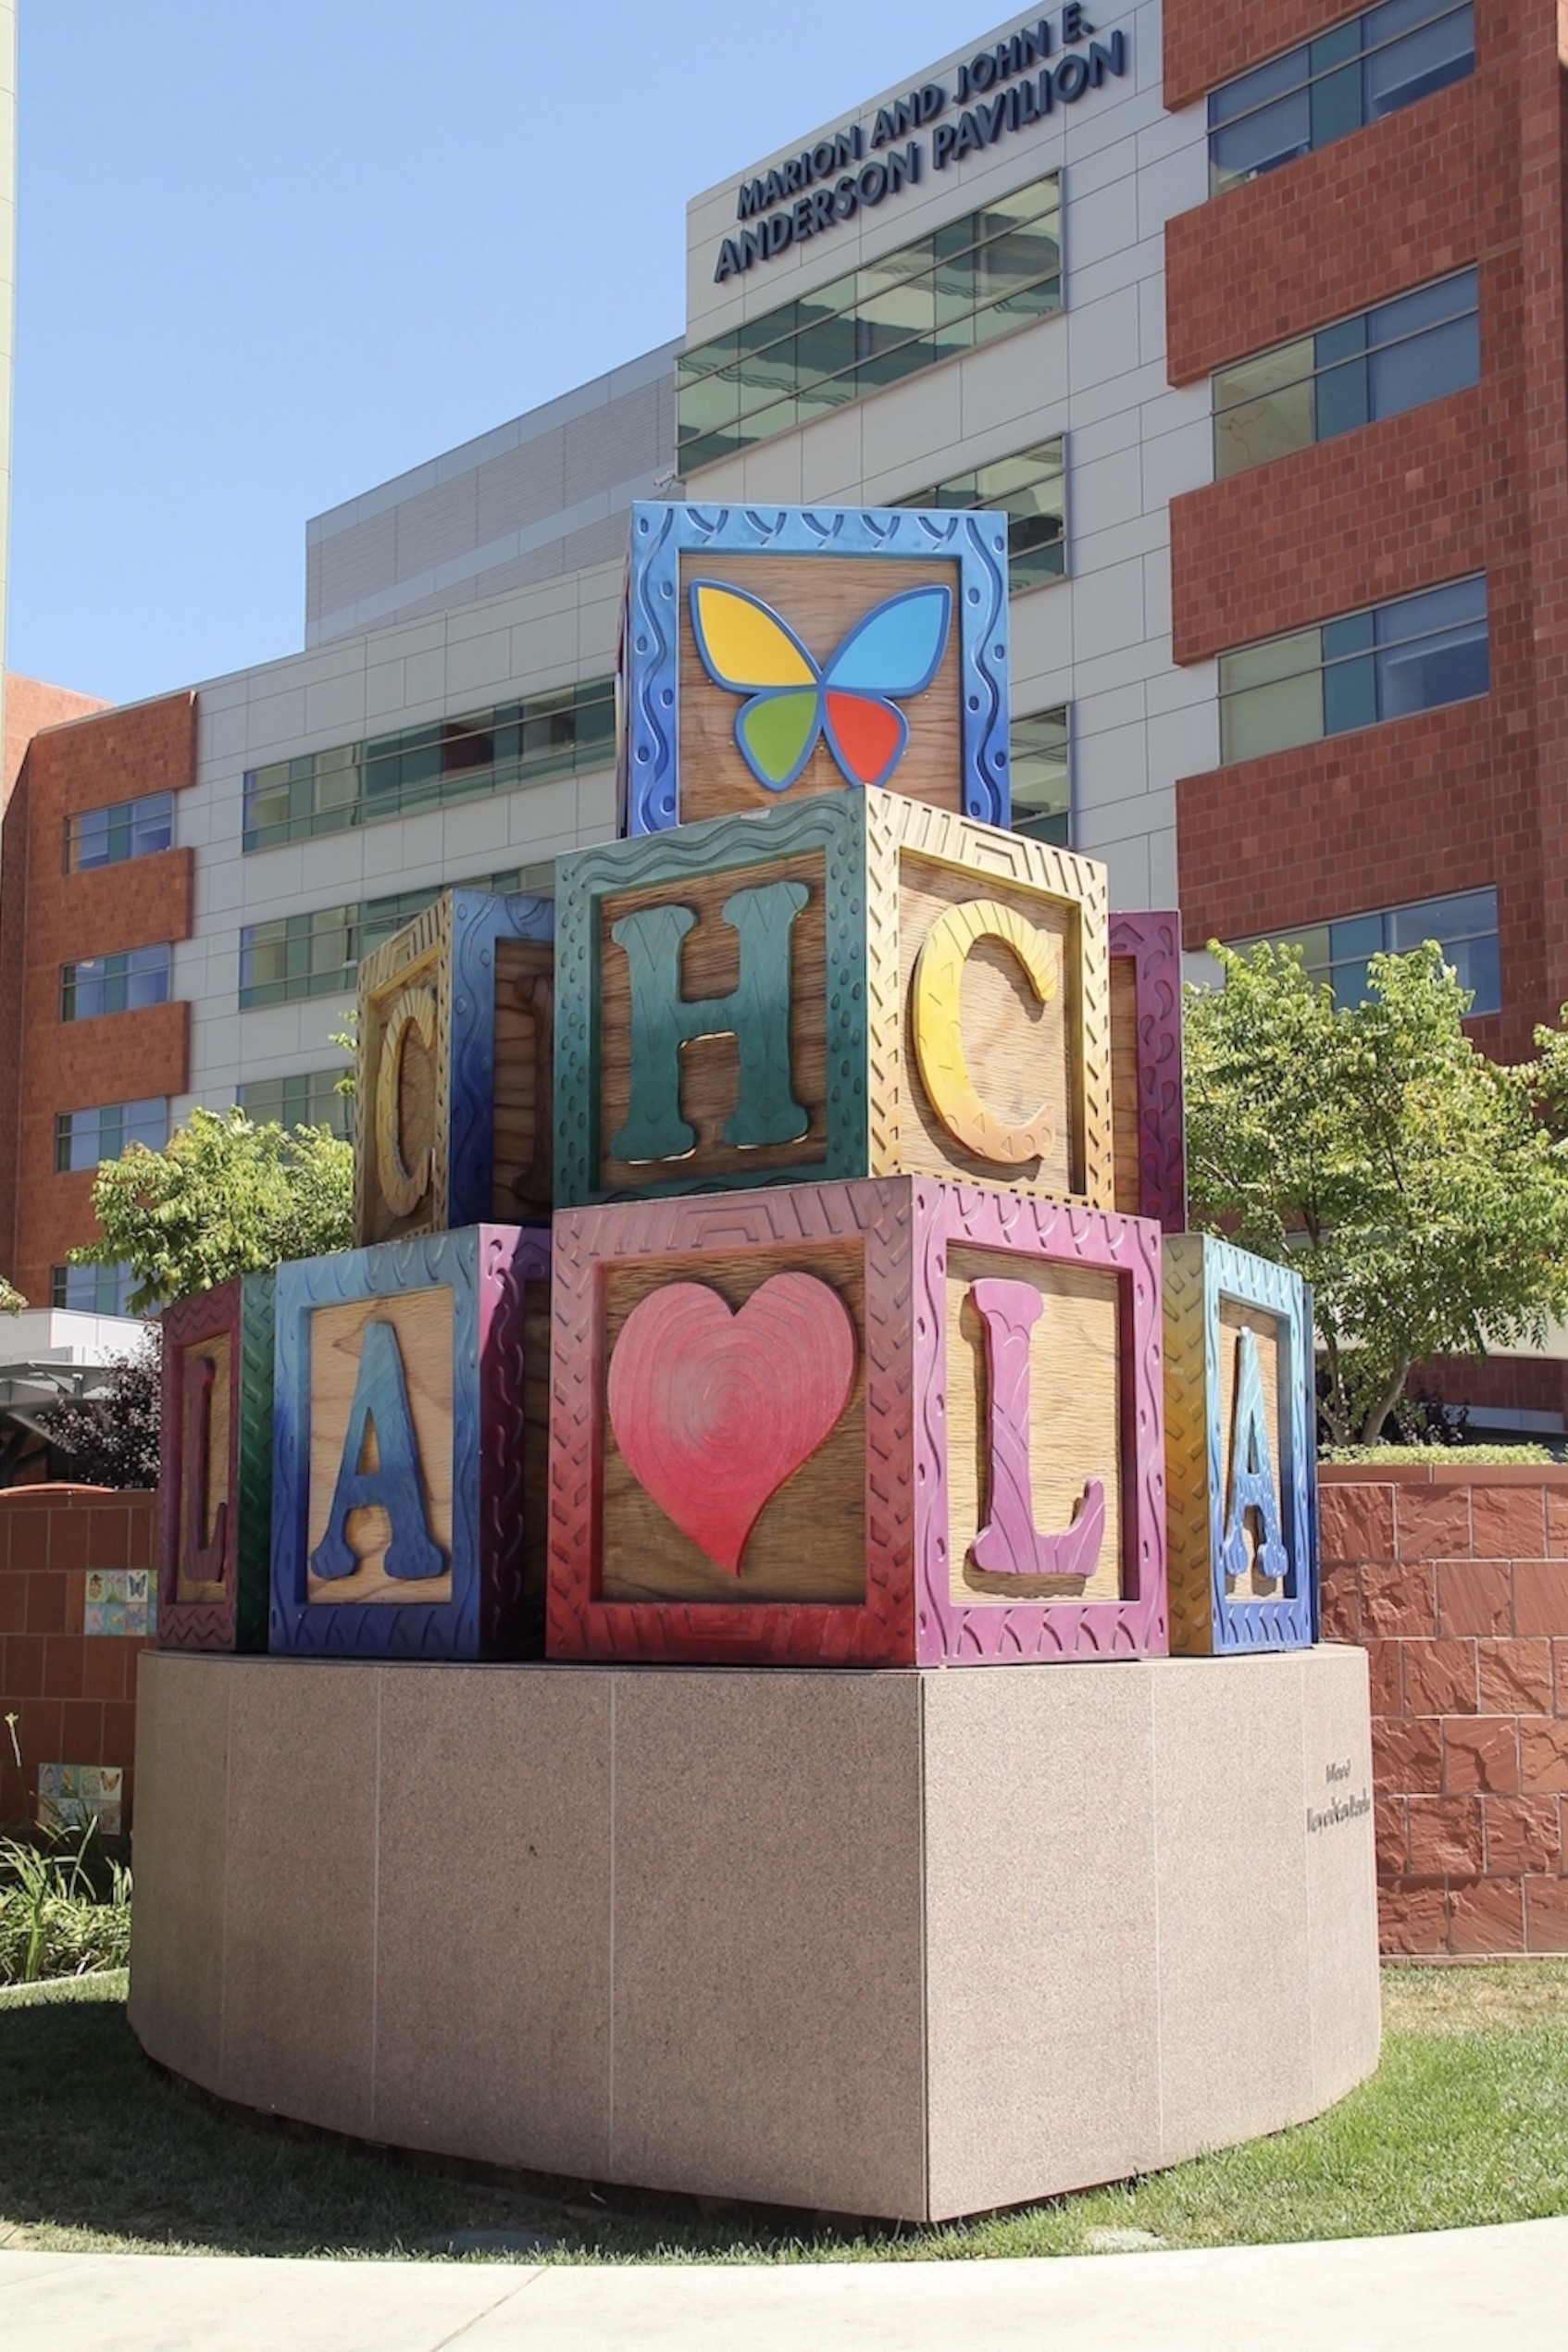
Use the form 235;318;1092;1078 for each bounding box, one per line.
83;1569;153;1639
37;1762;124;1836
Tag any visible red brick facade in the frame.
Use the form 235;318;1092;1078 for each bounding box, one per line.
0;1486;155;1833
1321;1466;1568;1955
0;692;197;1304
1164;6;1568;1066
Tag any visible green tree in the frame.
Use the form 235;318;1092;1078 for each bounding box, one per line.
1185;940;1568;1448
71;1107;353;1313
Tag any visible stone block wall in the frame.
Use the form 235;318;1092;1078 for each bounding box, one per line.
1319;1464;1568;1956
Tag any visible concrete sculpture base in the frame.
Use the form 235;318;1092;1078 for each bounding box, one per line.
129;1647;1379;2222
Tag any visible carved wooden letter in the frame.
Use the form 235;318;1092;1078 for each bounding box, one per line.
308;1319;445;1584
610;879;810;1162
912;900;1059;1165
180;1350;228;1587
374;984;439;1219
968;1276;1105;1581
1221;1325;1288;1587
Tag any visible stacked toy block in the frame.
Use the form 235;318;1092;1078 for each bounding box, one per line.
154;498;1318;1668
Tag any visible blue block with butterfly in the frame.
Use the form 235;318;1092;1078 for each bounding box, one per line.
618;501;1011;836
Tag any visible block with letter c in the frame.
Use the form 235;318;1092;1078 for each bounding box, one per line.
354;888;555;1246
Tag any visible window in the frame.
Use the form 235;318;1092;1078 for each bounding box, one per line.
59;944;171;1022
678;174;1062;475
54;1099;168;1175
898;439;1065;592
1010;707;1070;845
1235;888;1500;1016
1208;1;1474;195
51;1261;138;1316
242;680;615;852
237;1070;352;1138
1213;268;1478;478
1218;576;1487;765
238;867;538;1010
65;790;174;872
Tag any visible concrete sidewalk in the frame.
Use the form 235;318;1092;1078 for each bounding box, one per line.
3;2219;1567;2351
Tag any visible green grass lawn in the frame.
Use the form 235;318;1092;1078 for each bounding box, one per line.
3;1966;1568;2262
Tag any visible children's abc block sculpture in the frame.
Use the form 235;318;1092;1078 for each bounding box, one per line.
155;1273;274;1651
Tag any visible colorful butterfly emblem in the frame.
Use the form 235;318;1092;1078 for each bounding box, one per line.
687;579;952;794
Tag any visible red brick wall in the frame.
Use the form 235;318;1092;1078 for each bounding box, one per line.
1164;0;1373;113
0;1487;156;1833
0;691;197;1303
1320;1466;1568;1955
1163;9;1568;1069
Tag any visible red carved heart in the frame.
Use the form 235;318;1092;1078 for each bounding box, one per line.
607;1272;857;1574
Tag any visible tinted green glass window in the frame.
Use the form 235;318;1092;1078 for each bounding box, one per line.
65;791;174;872
1218;577;1487;765
54;1098;168;1174
1213;268;1478;479
1010;706;1071;845
59;946;171;1022
678;174;1062;475
1234;886;1499;1015
242;677;616;852
897;438;1065;593
237;867;534;1010
1208;1;1473;195
236;1070;352;1139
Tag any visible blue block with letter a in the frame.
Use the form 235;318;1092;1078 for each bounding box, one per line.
269;1225;551;1659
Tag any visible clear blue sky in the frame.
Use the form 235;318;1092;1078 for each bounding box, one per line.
10;0;990;707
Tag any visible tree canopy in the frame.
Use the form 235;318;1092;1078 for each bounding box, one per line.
46;1332;162;1489
1185;940;1568;1447
71;1107;353;1313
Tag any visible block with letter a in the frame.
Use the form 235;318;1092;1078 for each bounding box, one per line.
546;1175;1165;1667
553;792;1114;1210
156;1272;274;1652
355;888;554;1247
269;1224;552;1660
1162;1232;1316;1656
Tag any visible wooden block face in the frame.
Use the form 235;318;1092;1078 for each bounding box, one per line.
156;1275;274;1653
554;800;870;1210
915;1188;1166;1663
601;1244;866;1607
1110;954;1142;1216
1217;1299;1286;1599
547;1181;915;1666
305;1288;454;1607
355;890;554;1246
1107;913;1186;1231
676;553;964;823
1162;1234;1314;1657
596;850;830;1195
271;1226;551;1660
945;1251;1122;1606
621;502;1011;834
177;1335;230;1605
492;938;554;1222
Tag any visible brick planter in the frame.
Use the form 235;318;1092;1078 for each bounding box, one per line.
0;1484;156;1833
1320;1463;1568;1955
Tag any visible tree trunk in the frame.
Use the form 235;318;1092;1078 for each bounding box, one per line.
1359;1356;1412;1447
